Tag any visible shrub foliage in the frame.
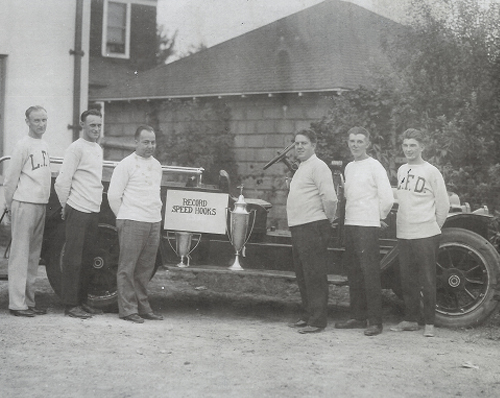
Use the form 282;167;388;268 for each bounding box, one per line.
311;0;500;210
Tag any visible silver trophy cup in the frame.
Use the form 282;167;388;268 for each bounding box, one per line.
227;190;256;271
167;231;201;268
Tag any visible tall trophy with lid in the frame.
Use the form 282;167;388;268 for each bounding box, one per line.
227;187;256;270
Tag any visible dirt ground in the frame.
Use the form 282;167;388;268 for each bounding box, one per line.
1;265;500;398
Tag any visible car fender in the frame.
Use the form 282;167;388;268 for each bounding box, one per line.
380;212;496;273
443;212;494;241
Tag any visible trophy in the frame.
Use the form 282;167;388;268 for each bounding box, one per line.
166;231;201;268
227;187;256;270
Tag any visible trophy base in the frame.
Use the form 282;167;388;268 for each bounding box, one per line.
176;255;190;268
229;255;244;271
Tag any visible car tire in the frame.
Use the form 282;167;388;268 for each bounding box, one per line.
435;227;500;328
45;223;120;309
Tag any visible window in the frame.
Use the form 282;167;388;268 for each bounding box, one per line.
102;0;131;58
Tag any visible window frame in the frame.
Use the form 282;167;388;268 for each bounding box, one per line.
101;0;132;59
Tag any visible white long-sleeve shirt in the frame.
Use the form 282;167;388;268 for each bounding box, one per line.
107;153;162;223
344;157;394;227
3;136;51;208
287;154;338;227
54;138;103;213
396;162;450;239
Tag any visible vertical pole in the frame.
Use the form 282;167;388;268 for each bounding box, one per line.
70;0;84;141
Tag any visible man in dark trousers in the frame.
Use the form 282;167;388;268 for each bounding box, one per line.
287;129;338;334
335;127;393;336
54;109;104;319
391;128;449;337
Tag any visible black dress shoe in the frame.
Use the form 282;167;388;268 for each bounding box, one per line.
81;303;103;315
121;314;145;323
364;324;383;336
10;309;36;317
139;312;164;320
293;319;308;328
65;306;92;319
298;326;325;334
28;307;47;315
335;319;367;329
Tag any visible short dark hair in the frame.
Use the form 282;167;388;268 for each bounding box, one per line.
135;125;155;141
401;128;427;144
80;109;102;122
25;105;46;119
347;126;371;141
295;129;317;144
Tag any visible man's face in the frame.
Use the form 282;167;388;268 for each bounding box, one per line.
135;129;156;158
26;109;48;139
294;134;316;162
80;115;102;142
402;138;424;163
348;133;369;161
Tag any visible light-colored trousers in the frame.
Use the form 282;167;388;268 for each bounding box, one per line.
116;219;160;318
8;200;46;310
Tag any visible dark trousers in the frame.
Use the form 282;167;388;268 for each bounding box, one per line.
290;220;330;329
61;205;99;307
398;235;440;325
343;226;382;326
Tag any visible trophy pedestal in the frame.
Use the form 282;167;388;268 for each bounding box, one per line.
177;255;190;268
228;253;244;271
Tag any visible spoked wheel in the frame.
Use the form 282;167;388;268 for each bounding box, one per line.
435;228;500;328
86;224;120;308
45;223;120;308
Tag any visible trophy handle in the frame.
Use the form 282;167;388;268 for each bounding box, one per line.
188;233;202;259
241;209;257;257
226;207;233;244
165;231;177;255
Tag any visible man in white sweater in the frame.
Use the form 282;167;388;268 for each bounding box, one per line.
287;130;338;334
391;128;449;337
107;125;164;323
335;127;394;336
4;106;51;317
54;109;104;319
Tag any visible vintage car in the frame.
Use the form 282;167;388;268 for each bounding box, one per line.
1;153;499;329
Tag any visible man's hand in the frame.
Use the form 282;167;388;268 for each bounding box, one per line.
3;207;11;223
380;220;388;230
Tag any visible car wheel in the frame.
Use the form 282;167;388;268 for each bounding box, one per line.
45;223;120;308
435;227;500;328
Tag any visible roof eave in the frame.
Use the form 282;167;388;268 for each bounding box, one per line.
91;88;350;102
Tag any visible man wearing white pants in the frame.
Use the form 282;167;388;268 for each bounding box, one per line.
4;105;51;317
